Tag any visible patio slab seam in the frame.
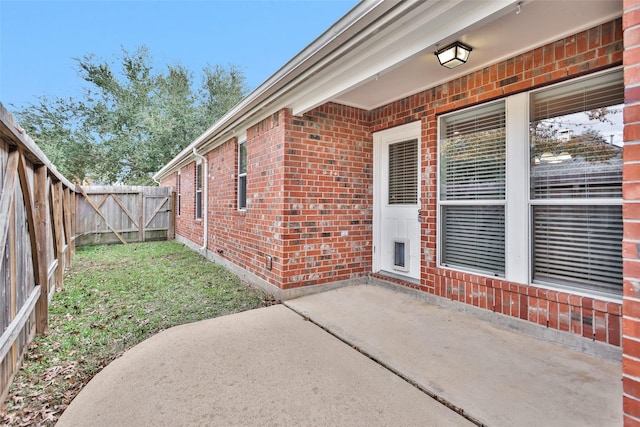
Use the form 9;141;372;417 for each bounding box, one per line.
282;302;485;427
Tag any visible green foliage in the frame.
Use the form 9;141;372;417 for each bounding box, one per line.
16;96;97;183
14;46;248;184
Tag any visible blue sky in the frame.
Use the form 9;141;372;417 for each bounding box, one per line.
0;0;358;111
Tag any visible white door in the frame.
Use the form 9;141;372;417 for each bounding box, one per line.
373;121;421;281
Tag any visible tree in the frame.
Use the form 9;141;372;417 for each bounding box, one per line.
531;108;622;164
15;46;248;185
16;96;97;183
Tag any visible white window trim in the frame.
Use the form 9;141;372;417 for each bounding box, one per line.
505;93;530;284
238;140;247;211
436;98;507;278
177;170;181;217
195;160;203;220
437;68;623;300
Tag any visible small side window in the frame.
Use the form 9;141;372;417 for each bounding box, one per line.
238;141;247;210
195;163;202;219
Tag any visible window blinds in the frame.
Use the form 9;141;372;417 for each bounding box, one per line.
440;102;506;200
441;205;505;275
439;102;506;276
532;205;622;294
530;69;623;295
388;139;418;205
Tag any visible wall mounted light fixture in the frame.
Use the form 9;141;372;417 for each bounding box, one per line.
435;42;472;69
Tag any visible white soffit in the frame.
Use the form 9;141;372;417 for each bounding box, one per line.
311;0;622;113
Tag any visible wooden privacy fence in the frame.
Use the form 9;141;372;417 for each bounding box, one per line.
0;102;176;402
0;103;76;403
75;185;174;246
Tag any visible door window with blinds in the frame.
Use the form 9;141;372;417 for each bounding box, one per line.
388;139;418;204
530;70;623;296
438;68;623;297
439;101;506;276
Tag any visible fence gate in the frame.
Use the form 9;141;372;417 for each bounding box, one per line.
75;186;174;246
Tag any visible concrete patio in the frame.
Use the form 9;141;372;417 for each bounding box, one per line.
57;283;621;426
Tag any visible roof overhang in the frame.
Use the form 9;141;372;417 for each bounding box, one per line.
154;0;622;181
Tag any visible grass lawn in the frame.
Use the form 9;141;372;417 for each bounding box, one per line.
0;241;274;426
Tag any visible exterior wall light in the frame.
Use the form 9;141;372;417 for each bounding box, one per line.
435;42;472;69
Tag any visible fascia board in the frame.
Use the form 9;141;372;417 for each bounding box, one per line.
288;0;519;116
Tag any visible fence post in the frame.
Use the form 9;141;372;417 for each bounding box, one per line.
34;166;49;334
53;181;64;289
70;189;76;258
63;187;72;267
138;191;144;242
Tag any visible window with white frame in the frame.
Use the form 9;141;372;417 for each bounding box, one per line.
238;140;247;210
438;68;623;297
195;162;202;219
177;171;181;216
529;70;623;296
439;102;506;276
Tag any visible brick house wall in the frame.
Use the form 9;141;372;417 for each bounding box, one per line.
367;18;623;347
205;136;242;264
238;112;287;285
162;19;625;349
282;103;372;289
163;112;291;287
624;0;640;424
162;106;374;291
173;161;203;246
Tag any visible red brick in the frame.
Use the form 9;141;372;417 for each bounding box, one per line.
570;307;582;335
624;414;640;427
576;31;588;54
594;310;607;342
610;302;623;316
622;52;640;73
625;376;640;401
627;123;640;143
594;299;608;313
626;280;640;300
625;395;640;423
611;313;622;346
520;294;529;321
627;261;640;281
626;25;640;48
624;8;640;30
626;317;640;343
623;105;640;128
627;298;640;319
548;300;559;329
559;303;571;332
582;307;594;339
625;337;640;359
628;88;640;110
625;182;640;200
627;235;640;257
625;202;640;219
624;355;640;378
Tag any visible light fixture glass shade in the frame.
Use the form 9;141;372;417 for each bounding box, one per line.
435;42;472;69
